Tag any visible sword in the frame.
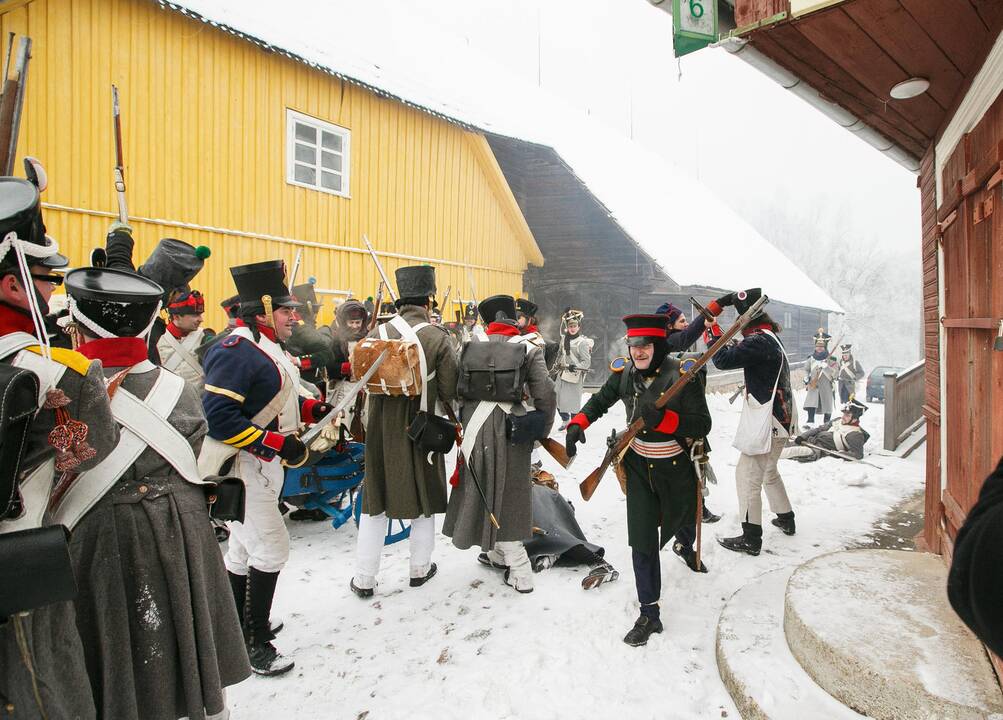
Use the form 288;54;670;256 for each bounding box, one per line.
298;349;387;448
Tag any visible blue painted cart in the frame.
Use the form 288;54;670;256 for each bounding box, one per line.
281;441;410;545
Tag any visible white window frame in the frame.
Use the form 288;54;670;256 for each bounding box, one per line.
285;108;351;198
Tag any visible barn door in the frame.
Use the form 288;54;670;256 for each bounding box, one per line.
938;91;1003;550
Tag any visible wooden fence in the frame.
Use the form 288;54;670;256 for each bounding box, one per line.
883;361;926;452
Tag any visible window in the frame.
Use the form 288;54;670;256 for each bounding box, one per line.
784;311;793;329
286;109;350;197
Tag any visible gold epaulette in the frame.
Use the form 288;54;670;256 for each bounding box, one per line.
27;346;92;375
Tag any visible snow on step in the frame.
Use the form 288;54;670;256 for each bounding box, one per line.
784;549;1003;720
716;567;870;720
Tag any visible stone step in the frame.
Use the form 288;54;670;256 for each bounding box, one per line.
785;549;1003;720
716;567;870;720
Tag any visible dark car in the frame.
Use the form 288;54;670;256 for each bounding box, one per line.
866;366;903;402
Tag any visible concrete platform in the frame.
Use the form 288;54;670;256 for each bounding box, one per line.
716;567;870;720
785;549;1003;720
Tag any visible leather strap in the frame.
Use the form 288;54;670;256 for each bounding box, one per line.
52;369;189;529
388;315;435;412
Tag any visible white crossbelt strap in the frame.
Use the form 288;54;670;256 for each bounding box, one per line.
387;314;437;412
460;398;513;459
52;368;195;530
0;331;38;361
0;332;67;403
160;329;204;379
0;459;55;534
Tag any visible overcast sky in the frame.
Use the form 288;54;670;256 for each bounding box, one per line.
417;0;921;259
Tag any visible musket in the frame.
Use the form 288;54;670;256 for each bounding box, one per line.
362;234;398;302
111;84;128;223
288;249;303;291
0;36;31;176
689;296;716;323
349;281;384;443
465;267;479;307
579;295;769;501
799;440;884;469
538;436;574;469
285;349;388;467
440;285;452;314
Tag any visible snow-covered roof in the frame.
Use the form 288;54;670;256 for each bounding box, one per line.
159;0;843;313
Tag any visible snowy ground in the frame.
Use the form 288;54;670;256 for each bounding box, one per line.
228;390;924;720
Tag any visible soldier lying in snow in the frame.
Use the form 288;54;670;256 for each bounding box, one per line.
782;398;870;462
476;473;619;590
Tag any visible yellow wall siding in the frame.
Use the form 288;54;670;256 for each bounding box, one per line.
1;0;540;327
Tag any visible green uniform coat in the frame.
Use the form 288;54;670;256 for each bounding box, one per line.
578;356;711;555
362;306;458;519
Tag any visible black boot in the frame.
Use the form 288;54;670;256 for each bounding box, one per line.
702;505;721;524
230;571;283;635
717;522;763;556
671;541;709;573
246;568;294;677
771;511;796;536
623;614;663;647
289;507;328;522
227;571;246;626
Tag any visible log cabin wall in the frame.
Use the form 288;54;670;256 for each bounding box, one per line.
487;134;834;385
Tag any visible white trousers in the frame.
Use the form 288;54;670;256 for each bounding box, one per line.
354;513;435;589
735;435;793;526
224;453;290;575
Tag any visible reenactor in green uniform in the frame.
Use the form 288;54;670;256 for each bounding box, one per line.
565;314;711;647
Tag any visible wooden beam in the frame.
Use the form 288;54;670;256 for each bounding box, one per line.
941;317;999;329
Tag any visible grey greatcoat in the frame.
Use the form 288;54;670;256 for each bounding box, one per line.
362;305;459;519
555;333;593;414
0;345;119;720
442;335;556;549
71;364;250;720
804;355;836;414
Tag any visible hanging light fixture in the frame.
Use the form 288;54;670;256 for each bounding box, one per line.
890;78;930;100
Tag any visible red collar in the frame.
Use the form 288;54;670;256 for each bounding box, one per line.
166;321;185;339
742;322;774;337
236;318;277;342
487;322;520;337
0;302;38;336
77;337;149;367
522;324;539;335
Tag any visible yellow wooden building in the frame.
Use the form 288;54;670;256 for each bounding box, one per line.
0;0;542;327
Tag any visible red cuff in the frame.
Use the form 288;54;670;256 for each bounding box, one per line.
340;361;352;378
262;431;285;451
654;410;680;434
568;413;591;431
706;300;722;316
300;356;314;370
301;398;320;424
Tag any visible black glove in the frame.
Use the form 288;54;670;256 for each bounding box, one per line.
313;402;334;418
794;436;804;446
565;423;586;458
278;434;308;463
715;293;736;308
567;365;579;373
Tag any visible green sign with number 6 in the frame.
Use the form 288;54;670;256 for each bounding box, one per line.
673;0;717;57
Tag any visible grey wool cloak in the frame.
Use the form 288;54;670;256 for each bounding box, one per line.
804;356;836;414
362;305;459;519
442;336;556;549
0;350;119;720
70;364;250;720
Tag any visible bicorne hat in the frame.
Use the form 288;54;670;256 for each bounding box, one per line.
478;294;517;324
842;397;868;419
292;281;321;315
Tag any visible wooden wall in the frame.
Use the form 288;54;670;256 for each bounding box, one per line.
0;0;540;328
918;146;943;553
933;89;1003;554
